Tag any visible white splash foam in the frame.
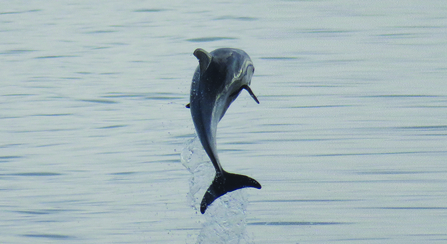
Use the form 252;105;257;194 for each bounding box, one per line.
181;136;253;244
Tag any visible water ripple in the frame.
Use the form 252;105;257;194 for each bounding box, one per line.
186;37;237;42
249;221;350;226
80;99;118;104
22;234;73;240
134;8;168;13
9;172;62;177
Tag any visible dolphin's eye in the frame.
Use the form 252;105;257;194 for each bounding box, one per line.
246;64;254;75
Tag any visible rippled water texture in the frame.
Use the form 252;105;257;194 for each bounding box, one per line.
1;1;447;243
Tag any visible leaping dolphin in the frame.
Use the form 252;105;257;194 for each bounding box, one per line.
187;48;261;214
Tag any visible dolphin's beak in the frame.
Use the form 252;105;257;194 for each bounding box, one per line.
242;85;260;104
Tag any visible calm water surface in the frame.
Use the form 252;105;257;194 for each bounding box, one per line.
1;1;446;243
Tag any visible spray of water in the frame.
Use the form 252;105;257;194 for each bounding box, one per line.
181;137;253;244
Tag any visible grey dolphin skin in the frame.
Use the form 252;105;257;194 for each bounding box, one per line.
187;48;261;214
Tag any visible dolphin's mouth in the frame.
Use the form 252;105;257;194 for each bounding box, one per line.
229;84;260;104
230;63;259;104
242;85;260;104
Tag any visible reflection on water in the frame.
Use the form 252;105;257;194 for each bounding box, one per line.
1;0;446;243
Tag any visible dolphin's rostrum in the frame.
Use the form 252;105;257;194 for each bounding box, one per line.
187;48;261;214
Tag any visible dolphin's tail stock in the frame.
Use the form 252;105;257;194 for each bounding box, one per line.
200;170;261;214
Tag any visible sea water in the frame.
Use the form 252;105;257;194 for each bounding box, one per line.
1;1;446;243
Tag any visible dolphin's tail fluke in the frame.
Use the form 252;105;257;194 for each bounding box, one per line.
200;171;261;214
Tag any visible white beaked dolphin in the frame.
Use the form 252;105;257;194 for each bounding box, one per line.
187;48;261;214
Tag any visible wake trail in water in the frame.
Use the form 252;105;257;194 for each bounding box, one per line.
181;136;253;244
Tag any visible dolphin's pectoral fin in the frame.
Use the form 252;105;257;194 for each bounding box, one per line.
241;85;260;104
200;171;261;214
185;103;190;108
194;48;212;76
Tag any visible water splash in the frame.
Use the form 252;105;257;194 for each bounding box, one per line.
181;137;253;244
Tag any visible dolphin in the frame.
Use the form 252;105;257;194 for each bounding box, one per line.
187;48;261;214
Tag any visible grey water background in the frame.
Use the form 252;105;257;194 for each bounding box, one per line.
1;0;447;243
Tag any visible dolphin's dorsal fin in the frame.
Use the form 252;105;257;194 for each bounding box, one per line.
194;48;212;75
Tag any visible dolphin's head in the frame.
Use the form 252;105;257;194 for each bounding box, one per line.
211;48;254;91
192;48;259;122
232;53;255;90
194;48;258;102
